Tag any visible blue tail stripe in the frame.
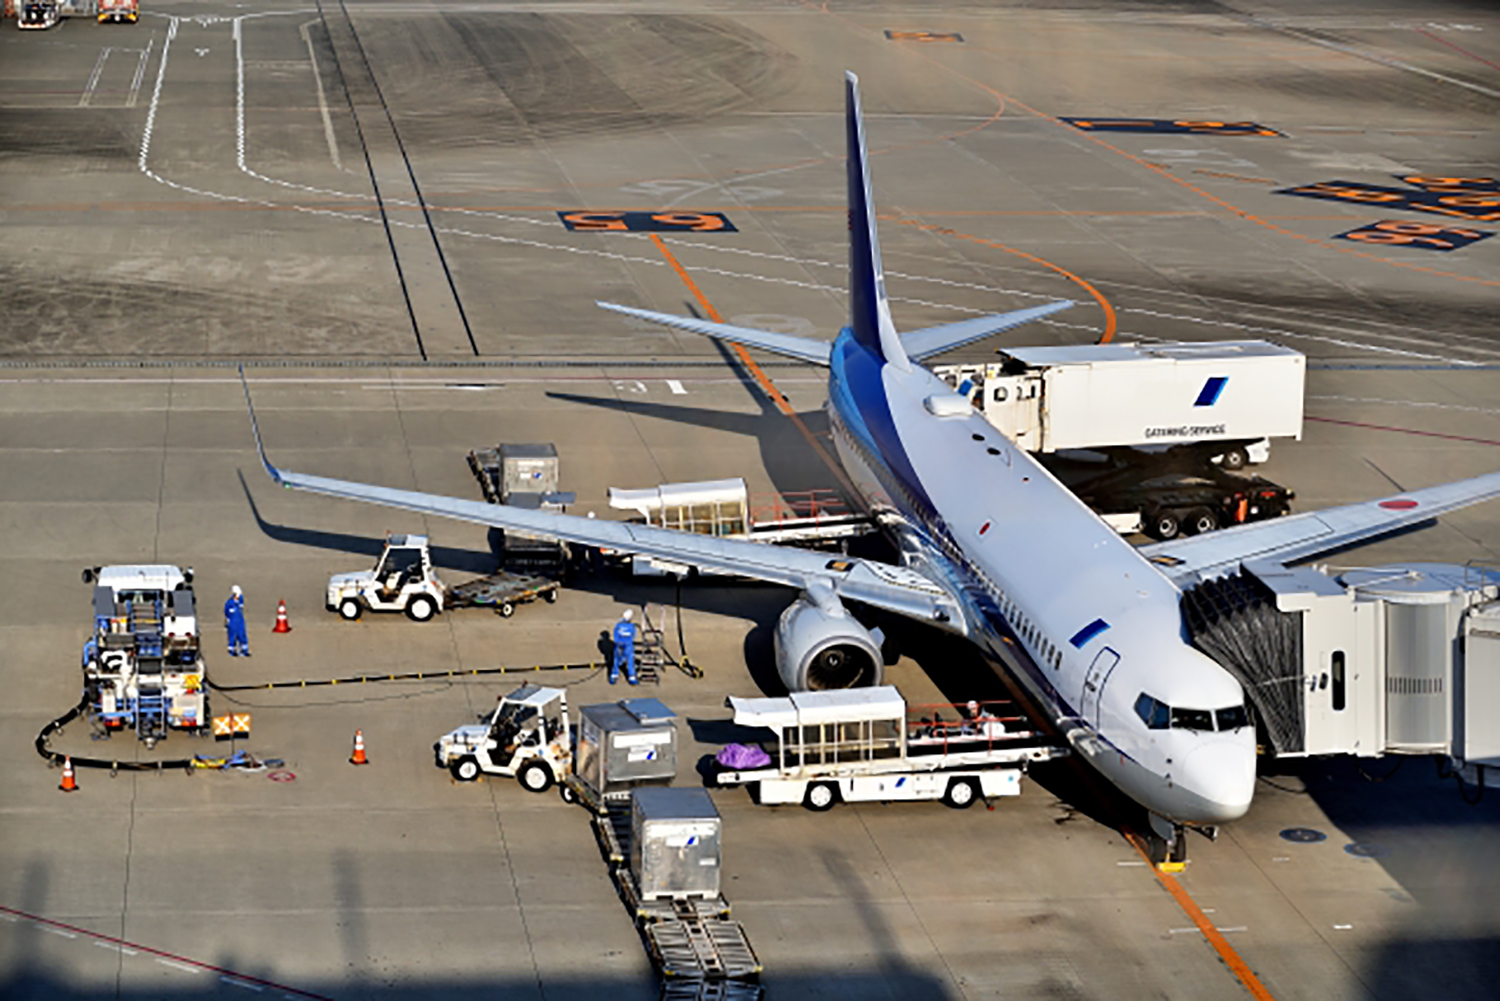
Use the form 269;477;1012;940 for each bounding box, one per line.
846;74;883;359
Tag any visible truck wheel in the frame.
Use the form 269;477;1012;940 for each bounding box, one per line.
450;757;481;782
1220;447;1248;470
543;589;557;604
1148;510;1181;541
406;594;437;622
518;760;553;793
338;598;363;621
803;781;838;812
498;601;515;618
558;782;578;804
1185;508;1218;536
943;778;979;809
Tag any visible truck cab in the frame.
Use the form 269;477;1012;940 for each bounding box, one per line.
97;0;138;23
326;534;444;621
434;684;572;790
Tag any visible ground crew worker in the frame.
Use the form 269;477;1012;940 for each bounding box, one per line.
224;585;250;657
610;609;638;686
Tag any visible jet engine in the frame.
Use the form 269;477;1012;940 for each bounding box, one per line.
775;583;884;691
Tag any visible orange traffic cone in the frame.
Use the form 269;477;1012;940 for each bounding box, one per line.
350;729;368;766
273;599;291;634
59;756;78;792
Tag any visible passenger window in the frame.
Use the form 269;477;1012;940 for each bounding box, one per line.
1215;705;1250;731
1171;707;1214;732
1134;693;1169;730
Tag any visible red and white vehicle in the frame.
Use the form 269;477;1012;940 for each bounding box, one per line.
97;0;137;24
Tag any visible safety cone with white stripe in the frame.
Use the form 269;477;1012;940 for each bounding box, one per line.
59;756;78;792
273;599;291;634
350;729;368;766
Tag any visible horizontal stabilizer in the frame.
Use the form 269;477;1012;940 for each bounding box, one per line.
903;301;1074;360
1143;469;1500;584
597;302;831;365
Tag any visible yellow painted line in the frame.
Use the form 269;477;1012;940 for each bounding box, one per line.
646;234;857;497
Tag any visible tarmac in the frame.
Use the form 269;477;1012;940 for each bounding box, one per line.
1;1;1498;998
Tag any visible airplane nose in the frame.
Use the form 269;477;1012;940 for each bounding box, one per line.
1179;740;1256;822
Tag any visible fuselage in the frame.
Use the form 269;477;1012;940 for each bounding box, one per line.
824;330;1256;825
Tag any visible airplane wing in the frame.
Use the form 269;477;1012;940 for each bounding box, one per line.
902;301;1074;361
243;378;959;625
1141;470;1500;585
597;302;832;365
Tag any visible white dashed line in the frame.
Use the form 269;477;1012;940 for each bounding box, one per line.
666;379;687;395
157;958;201;973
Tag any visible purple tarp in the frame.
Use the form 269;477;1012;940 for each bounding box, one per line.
716;743;772;770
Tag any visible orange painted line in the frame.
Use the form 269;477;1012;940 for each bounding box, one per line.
892;219;1118;344
646;234;858;496
1123;831;1277;1001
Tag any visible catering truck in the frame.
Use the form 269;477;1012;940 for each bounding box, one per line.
932;339;1305;470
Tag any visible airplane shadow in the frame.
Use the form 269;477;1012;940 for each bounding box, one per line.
546;339;837;498
236;470;497;575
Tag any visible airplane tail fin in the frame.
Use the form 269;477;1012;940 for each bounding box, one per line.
845;72;911;372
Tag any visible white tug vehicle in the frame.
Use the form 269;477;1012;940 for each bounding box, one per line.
433;684;572;790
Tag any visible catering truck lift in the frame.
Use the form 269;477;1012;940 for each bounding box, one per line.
712;687;1067;810
932;339;1303;537
80;565;209;746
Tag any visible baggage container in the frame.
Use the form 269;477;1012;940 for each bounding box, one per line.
631;787;722;901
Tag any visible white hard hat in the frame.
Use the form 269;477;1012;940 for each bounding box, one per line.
622;609;634;621
967;700;979;710
231;585;243;597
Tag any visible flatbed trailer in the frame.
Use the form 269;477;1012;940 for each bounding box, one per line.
713;687;1066;810
445;569;558;617
590;797;761;986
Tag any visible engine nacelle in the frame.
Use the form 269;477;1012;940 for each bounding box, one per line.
775;583;883;691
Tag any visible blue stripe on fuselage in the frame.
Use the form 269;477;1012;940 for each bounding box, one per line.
829;331;934;515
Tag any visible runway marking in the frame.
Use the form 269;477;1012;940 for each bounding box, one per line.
80;48;110;107
647;234;857;497
1123;834;1277;1001
558;210;736;233
1306;416;1500;448
891;220;1119;343
1334;220;1492;252
666;379;686;395
853;10;1500;290
0;904;332;999
1415;27;1500;72
1062;118;1282;137
300;19;344;171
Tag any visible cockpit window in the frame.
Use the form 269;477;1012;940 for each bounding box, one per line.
1171;707;1214;732
1134;693;1169;730
1216;705;1250;731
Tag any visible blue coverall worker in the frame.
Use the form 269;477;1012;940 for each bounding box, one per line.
224;585;250;657
611;609;638;686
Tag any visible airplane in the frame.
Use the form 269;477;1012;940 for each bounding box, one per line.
245;72;1500;860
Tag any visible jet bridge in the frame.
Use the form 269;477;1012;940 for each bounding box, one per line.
1181;561;1500;789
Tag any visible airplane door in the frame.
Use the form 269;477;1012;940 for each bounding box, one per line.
1080;648;1120;728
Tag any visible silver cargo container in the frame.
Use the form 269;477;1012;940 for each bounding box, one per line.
576;698;678;801
631;787;722;901
498;443;560;500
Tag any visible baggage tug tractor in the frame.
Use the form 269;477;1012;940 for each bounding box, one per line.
434;684;572;790
327;534;559;622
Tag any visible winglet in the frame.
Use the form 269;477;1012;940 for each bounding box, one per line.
239;366;284;486
845;71;911;372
